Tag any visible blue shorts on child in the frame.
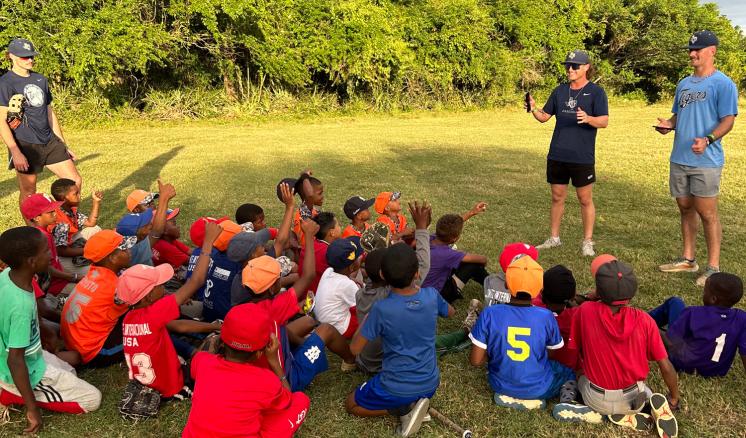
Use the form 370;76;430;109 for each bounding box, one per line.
288;332;329;392
355;373;437;411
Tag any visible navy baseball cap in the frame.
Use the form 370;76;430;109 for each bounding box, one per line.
227;228;271;263
326;236;363;270
686;30;719;50
116;209;154;236
564;50;590;65
343;196;375;220
7;38;39;57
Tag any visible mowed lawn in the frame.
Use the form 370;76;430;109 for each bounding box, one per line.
0;102;745;437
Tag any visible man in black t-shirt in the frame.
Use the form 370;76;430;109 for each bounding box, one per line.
0;38;82;216
526;50;609;257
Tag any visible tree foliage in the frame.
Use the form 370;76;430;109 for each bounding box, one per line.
1;0;743;111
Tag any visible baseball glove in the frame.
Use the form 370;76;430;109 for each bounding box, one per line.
360;222;391;253
6;94;25;130
118;379;161;421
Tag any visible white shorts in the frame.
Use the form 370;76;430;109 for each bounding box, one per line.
0;351;101;413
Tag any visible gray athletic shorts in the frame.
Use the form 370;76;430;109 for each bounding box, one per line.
669;163;722;198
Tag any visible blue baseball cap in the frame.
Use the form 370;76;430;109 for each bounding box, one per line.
686;30;719;50
116;209;154;236
7;38;39;58
564;50;590;65
326;236;363;270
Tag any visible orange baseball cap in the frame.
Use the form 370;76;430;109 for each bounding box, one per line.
213;220;243;252
591;254;617;278
126;189;159;212
83;230;137;263
241;255;281;294
374;191;401;214
189;216;229;247
506;256;544;298
115;264;174;306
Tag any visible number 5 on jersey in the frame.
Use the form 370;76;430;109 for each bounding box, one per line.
507;327;531;362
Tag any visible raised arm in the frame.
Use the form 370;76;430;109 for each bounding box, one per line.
173;222;221;305
291;219;320;299
83;190;103;227
527;94;552;123
409;200;432;282
461;201;487;222
148;179;176;247
273;183;296;257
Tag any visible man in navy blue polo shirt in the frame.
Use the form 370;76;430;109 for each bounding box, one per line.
526;50;609;257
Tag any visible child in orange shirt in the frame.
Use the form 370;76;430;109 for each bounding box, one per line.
374;191;413;242
342;196;374;238
289;172;324;246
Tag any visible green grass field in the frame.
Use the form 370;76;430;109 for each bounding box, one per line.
1;102;745;437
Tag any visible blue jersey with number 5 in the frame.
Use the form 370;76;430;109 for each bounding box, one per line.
469;304;563;398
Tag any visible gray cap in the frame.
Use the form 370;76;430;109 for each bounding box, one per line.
226;228;270;263
564;50;590;65
8;38;39;58
686;30;719;50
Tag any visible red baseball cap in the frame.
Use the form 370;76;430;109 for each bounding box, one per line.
20;193;63;221
221;303;272;352
499;242;539;273
189;216;228;247
115;264;174;305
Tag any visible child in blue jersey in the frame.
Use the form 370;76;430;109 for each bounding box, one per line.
649;272;746;377
346;240;455;437
469;255;575;411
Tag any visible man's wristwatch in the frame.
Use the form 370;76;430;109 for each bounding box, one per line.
706;134;716;145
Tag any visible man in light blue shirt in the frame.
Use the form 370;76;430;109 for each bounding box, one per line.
655;30;738;287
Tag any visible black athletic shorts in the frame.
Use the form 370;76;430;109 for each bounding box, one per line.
546;159;596;187
8;135;70;174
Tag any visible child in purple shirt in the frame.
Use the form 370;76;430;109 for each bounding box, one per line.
649;272;746;377
421;202;488;303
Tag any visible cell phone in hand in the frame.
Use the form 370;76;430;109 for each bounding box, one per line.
525;92;531;113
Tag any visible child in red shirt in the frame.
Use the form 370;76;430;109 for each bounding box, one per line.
568;260;680;437
183;303;309;438
152;208;191;270
116;222;222;400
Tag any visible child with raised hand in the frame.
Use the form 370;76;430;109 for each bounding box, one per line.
346;228;455;437
49;178;103;276
342;196;375;238
569;260;680;438
291;171;324;246
649;272;746;377
116;221;223;400
116;178;177;266
152;208;190;270
183;303;309;438
21;193;79;296
0;227;101;434
469;257;576;413
422;201;489;303
238;219;357;390
374;191;413;242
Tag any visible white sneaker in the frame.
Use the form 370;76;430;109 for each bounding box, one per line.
462;299;482;332
581;239;595;257
536;236;561;250
397;398;430;436
0;403;10;426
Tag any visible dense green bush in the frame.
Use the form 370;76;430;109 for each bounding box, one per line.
1;0;744;120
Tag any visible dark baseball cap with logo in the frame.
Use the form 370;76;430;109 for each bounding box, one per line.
686;30;719;50
7;38;39;57
343;196;375;220
564;50;590;65
595;260;638;305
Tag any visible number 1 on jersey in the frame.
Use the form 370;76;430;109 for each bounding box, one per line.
711;333;726;362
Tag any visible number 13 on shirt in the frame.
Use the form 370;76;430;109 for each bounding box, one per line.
507;327;531;362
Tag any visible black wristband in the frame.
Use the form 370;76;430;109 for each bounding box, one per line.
706;134;716;145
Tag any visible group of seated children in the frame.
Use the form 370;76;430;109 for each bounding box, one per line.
1;169;745;438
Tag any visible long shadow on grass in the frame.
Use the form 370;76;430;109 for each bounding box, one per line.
0;153;101;199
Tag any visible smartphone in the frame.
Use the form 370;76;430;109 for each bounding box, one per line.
652;125;675;131
525;92;531;113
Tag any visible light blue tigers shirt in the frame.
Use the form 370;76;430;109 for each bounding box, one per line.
671;70;738;168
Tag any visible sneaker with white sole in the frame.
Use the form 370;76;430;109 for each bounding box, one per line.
462;299;482;332
340;360;357;372
536;236;561;250
581;239;595;257
650;393;678;438
494;393;546;410
396;398;430;436
695;266;719;288
659;257;699;273
608;412;653;431
552;403;603;424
